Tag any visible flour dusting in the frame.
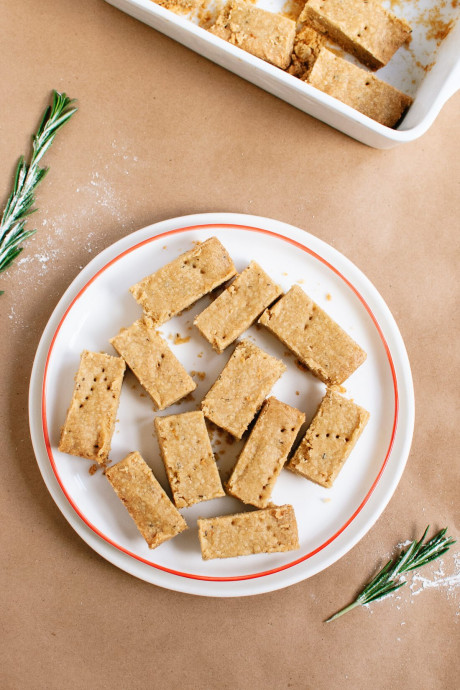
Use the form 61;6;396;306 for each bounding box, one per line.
3;147;141;330
364;547;460;619
410;552;460;599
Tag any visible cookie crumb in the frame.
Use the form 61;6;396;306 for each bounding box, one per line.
174;333;191;345
191;370;206;381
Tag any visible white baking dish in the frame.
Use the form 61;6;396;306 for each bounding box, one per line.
105;0;460;148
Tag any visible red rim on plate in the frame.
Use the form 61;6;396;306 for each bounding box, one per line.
42;224;398;582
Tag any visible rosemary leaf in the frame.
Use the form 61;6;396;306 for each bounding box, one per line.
0;90;77;295
325;526;456;622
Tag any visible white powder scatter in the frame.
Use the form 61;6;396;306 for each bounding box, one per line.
364;549;460;619
8;170;124;288
396;539;413;549
84;231;95;254
409;552;460;601
79;171;126;222
3;152;139;330
14;226;62;278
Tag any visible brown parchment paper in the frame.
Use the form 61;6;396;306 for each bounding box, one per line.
0;1;459;688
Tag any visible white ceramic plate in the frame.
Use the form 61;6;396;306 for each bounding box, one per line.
29;213;414;596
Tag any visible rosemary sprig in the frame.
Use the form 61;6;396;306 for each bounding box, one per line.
0;90;77;294
326;526;456;622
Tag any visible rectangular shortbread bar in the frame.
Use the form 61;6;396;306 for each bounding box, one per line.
130;237;236;326
198;505;299;559
59;350;125;463
201;339;286;438
154;411;225;508
287;390;369;487
306;47;413;128
194;261;282;353
209;1;296;70
259;285;366;385
110;318;196;410
300;0;411;70
105;452;187;549
227;397;305;508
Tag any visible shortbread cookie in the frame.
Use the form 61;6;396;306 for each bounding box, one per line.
59;350;125;463
259;285;366;385
201;339;286;438
227;397;305;507
106;452;187;548
110;318;195;410
198;505;299;559
287;390;369;487
155;411;225;508
130;237;236;325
